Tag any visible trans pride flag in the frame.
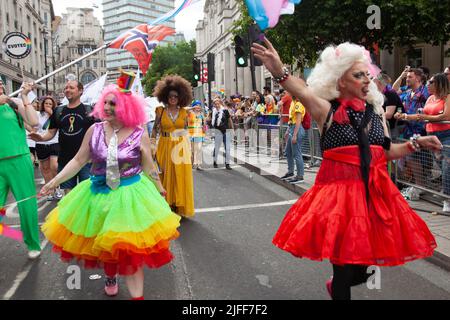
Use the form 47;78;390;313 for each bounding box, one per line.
151;0;203;26
245;0;302;31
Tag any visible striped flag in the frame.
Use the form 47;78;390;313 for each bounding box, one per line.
150;0;202;26
109;24;175;75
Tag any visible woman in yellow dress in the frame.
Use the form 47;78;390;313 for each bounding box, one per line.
151;75;194;217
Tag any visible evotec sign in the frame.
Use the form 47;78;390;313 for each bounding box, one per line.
2;32;32;59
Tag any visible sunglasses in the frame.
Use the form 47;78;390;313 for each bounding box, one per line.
169;94;179;99
427;80;435;85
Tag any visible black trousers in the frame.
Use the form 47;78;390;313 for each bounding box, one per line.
331;264;372;300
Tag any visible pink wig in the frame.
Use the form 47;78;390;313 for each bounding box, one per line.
92;84;148;127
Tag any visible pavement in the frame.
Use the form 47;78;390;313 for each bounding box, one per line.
224;142;450;272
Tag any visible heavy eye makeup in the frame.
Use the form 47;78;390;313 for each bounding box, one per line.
352;71;371;79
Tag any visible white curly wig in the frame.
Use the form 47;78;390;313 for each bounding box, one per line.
306;42;384;115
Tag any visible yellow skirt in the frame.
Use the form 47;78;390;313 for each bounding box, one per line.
156;135;195;217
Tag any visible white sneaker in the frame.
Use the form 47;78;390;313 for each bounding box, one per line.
401;186;421;201
443;200;450;212
28;250;41;259
54;189;63;200
409;187;422;201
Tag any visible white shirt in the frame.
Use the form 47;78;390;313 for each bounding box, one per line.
36;111;59;145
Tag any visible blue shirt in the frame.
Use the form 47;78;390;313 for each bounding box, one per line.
401;85;430;138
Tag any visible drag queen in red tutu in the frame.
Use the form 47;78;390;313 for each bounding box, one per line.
252;38;441;300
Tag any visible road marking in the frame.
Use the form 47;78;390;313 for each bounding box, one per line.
195;199;297;213
2;239;49;300
198;165;240;171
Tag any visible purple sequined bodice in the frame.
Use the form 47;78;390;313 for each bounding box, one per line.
90;122;144;177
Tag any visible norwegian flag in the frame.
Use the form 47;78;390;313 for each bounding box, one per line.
109;24;175;75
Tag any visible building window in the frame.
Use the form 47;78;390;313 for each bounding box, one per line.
81;71;97;85
94;59;97;68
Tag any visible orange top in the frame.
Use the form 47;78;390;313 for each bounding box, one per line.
424;95;450;133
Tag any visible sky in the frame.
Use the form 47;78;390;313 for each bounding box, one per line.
52;0;205;41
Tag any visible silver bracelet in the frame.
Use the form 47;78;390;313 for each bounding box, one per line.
409;134;421;151
273;67;289;84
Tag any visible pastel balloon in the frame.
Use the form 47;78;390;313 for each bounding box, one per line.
245;0;302;30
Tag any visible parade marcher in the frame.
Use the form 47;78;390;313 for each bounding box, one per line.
252;37;440;300
280;95;306;184
0;82;41;259
151;75;195;218
35;97;62;201
210;97;234;170
40;71;181;300
29;79;95;194
188;100;206;170
408;73;450;212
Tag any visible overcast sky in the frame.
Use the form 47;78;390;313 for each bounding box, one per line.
52;0;205;41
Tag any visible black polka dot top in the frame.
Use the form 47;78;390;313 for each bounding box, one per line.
321;102;385;151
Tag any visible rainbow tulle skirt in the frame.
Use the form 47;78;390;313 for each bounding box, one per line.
42;174;180;275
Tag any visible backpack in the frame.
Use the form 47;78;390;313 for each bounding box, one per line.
302;111;311;130
53;103;93;128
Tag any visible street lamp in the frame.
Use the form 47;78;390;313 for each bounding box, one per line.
42;27;49;94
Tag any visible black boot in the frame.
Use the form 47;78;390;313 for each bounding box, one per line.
213;162;218;168
226;164;232;170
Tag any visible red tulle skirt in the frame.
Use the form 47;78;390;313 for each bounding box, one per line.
273;145;437;266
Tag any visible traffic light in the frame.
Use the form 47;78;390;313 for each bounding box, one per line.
192;58;201;82
234;35;248;68
248;24;264;67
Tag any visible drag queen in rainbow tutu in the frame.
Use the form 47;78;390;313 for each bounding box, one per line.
40;70;180;300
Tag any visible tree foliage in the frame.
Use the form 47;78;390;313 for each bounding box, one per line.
234;0;450;69
142;40;197;96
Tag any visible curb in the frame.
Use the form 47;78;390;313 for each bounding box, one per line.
230;152;450;272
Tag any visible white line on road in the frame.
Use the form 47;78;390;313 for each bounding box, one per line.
195;199;298;213
198;165;240;171
2;239;49;300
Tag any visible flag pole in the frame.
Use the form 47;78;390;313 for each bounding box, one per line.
9;42;111;97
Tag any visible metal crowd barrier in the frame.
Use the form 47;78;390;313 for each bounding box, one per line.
228;116;450;203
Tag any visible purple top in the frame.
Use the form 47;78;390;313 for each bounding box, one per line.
90;122;144;177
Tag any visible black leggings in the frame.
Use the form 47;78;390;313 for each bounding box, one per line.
331;264;372;300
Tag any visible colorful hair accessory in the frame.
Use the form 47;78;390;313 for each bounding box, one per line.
363;49;381;78
191;100;202;107
335;48;341;57
116;68;136;93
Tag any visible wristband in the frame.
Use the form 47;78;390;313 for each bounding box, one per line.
408;134;421;152
273;67;289;84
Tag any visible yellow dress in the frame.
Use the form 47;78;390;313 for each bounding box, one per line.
155;107;194;217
